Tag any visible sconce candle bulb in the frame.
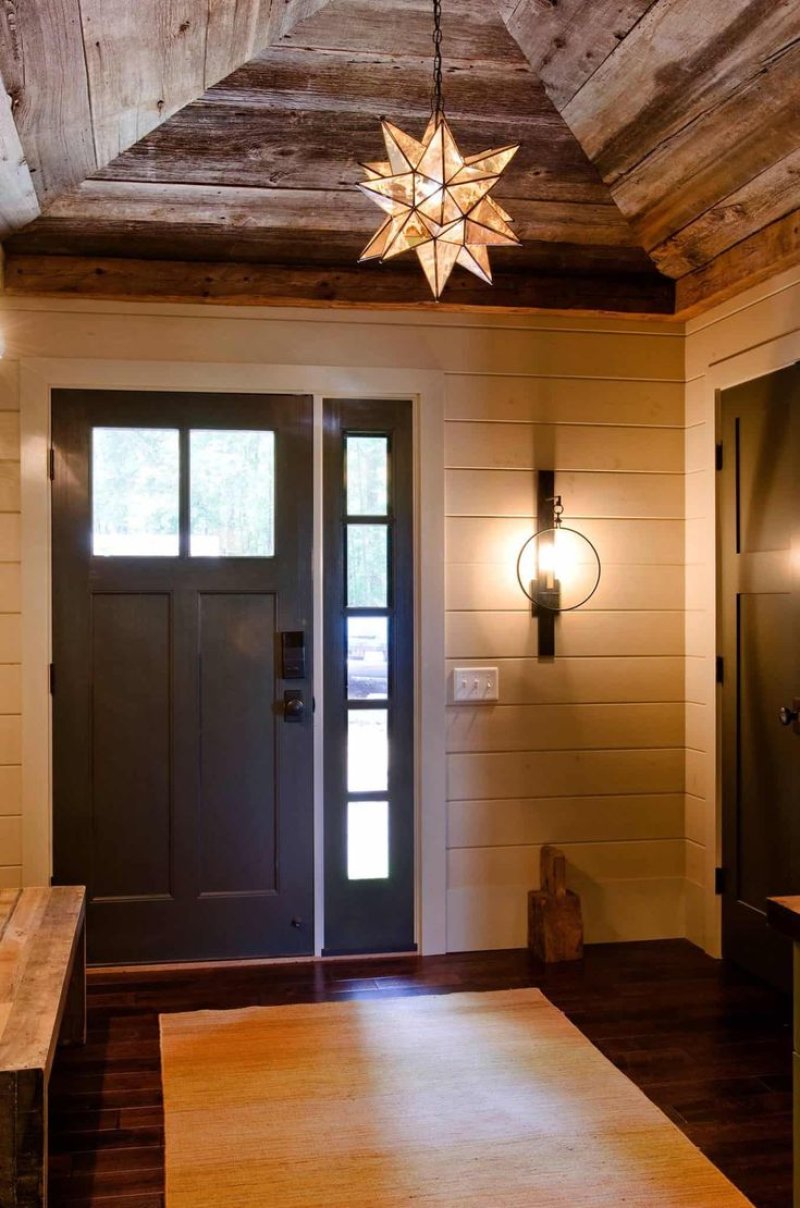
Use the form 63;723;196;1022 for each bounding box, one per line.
517;479;601;657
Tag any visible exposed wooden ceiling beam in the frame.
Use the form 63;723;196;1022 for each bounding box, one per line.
674;208;800;318
1;253;677;316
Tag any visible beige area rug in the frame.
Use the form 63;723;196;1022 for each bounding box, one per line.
160;989;754;1207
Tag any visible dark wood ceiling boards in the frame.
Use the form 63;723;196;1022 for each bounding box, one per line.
1;0;799;316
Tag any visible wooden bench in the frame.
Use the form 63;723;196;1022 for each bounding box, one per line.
0;886;86;1207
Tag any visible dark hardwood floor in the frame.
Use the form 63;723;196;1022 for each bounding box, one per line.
49;939;793;1207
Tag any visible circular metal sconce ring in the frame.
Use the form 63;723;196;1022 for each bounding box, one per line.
516;524;602;612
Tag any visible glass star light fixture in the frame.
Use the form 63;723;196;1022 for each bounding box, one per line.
357;1;521;299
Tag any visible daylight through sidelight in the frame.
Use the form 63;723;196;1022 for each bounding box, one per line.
357;0;521;299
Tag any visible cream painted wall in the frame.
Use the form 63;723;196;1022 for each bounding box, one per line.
684;265;800;957
0;297;692;953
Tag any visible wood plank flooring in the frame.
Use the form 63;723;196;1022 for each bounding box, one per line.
49;940;794;1208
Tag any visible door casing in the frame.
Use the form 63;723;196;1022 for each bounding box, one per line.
20;358;447;958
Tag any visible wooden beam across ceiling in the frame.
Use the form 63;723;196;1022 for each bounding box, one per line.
1;252;676;316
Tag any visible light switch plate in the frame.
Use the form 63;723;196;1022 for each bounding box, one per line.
452;667;500;704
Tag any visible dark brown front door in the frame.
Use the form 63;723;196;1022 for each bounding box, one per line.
719;364;800;990
52;390;314;964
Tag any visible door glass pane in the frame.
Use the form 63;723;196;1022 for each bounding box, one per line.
347;709;388;792
347;525;387;607
92;427;179;556
190;429;275;557
347;617;388;700
347;436;388;516
347;800;389;880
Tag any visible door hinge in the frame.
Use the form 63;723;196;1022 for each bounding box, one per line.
48;663;55;695
715;442;723;471
716;655;724;684
714;867;726;895
48;447;55;480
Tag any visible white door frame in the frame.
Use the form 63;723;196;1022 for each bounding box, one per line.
20;358;447;956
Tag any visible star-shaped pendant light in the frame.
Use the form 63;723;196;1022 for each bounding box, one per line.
356;1;521;299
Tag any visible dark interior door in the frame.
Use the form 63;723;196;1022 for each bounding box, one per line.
720;364;800;991
52;390;314;964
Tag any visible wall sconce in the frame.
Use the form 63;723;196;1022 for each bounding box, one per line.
516;471;601;658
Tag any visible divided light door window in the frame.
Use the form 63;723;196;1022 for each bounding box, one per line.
323;399;414;954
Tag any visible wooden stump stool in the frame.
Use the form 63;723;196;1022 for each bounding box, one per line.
528;845;583;962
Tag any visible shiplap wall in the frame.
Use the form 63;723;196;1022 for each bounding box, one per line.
444;362;687;949
684;264;800;956
0;361;21;889
0;298;690;952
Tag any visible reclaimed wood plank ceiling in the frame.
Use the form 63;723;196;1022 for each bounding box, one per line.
1;0;799;317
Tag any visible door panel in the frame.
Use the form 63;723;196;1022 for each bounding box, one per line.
198;592;277;896
720;364;800;990
52;390;314;964
91;592;173;901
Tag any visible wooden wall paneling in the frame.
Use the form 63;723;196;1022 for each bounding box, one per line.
446;702;684;753
446;656;685;705
445;562;684;612
448;839;686;887
675;211;800;318
0;551;19;612
448;749;684;801
505;0;658;110
0;816;20;864
0;0;95;204
444;374;684;427
0;667;21;716
446;610;685;658
2;254;676;316
445;468;684;518
446;876;685;949
0;71;39;237
445;420;683;472
446;516;685;565
448;794;685;848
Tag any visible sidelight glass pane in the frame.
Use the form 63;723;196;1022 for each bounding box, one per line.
347;709;388;793
92;427;180;556
347;800;389;880
346;436;388;516
347;617;388;700
347;525;387;607
190;429;275;557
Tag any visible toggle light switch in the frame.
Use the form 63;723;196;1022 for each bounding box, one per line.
452;667;500;704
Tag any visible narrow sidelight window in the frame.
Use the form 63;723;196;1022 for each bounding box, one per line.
324;400;414;954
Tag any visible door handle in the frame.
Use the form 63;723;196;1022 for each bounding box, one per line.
283;690;305;723
778;699;800;728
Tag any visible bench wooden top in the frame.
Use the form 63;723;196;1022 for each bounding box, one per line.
767;895;800;943
0;886;85;1076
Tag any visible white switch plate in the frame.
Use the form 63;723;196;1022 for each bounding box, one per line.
452;667;500;704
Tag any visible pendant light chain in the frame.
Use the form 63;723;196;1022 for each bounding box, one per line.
431;0;445;119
